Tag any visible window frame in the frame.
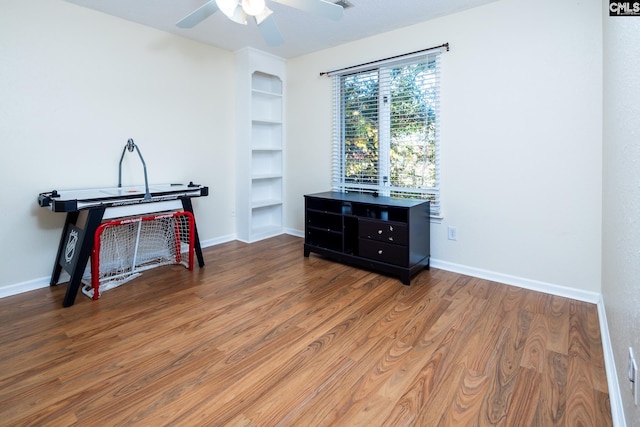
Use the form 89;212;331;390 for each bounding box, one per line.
330;50;442;219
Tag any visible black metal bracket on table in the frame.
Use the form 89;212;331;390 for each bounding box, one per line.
50;198;205;307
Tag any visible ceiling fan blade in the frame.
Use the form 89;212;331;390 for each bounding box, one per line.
271;0;343;21
176;1;219;28
256;14;284;46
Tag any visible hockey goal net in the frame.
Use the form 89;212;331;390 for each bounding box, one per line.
82;211;195;300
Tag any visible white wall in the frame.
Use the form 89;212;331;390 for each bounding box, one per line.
285;0;603;294
0;0;237;292
602;5;640;424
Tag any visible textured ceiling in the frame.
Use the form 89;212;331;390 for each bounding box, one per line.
65;0;498;59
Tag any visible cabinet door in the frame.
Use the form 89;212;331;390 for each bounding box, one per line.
359;219;408;246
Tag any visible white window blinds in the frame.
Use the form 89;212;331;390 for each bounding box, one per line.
331;49;442;217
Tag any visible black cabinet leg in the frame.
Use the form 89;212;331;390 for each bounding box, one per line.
401;272;411;286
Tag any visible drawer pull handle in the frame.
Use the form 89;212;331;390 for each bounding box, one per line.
378;250;383;255
378;230;383;234
388;237;393;241
390;226;394;231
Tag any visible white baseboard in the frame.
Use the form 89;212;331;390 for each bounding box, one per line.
429;258;601;304
596;297;627;427
285;228;304;238
200;234;236;248
0;276;53;299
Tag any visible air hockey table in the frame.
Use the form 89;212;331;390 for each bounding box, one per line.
38;182;208;307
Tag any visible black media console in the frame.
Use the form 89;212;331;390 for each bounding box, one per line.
303;191;430;285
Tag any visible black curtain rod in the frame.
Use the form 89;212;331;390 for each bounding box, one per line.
319;42;449;77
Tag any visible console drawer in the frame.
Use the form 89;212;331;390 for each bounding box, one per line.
359;219;408;245
358;239;408;266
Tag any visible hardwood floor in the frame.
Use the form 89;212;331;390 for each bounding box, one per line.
0;235;611;426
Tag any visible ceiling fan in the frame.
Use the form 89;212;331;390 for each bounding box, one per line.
176;0;345;46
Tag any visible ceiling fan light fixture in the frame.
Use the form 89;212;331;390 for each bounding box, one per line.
216;0;248;25
216;0;238;17
230;5;248;24
241;0;266;16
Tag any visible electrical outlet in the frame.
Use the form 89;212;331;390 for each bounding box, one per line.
447;226;457;241
629;347;638;405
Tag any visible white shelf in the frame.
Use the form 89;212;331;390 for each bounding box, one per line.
236;49;285;243
252;147;282;152
252;173;282;180
252;119;282;125
251;73;282;123
252;88;282;98
251;205;283;236
252;177;282;206
252;71;283;94
252;150;282;177
251;199;283;209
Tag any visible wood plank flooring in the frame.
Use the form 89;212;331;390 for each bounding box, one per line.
0;235;612;426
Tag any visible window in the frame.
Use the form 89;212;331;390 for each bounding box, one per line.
331;49;442;217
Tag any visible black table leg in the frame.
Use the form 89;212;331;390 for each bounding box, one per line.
61;207;105;307
181;197;205;268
